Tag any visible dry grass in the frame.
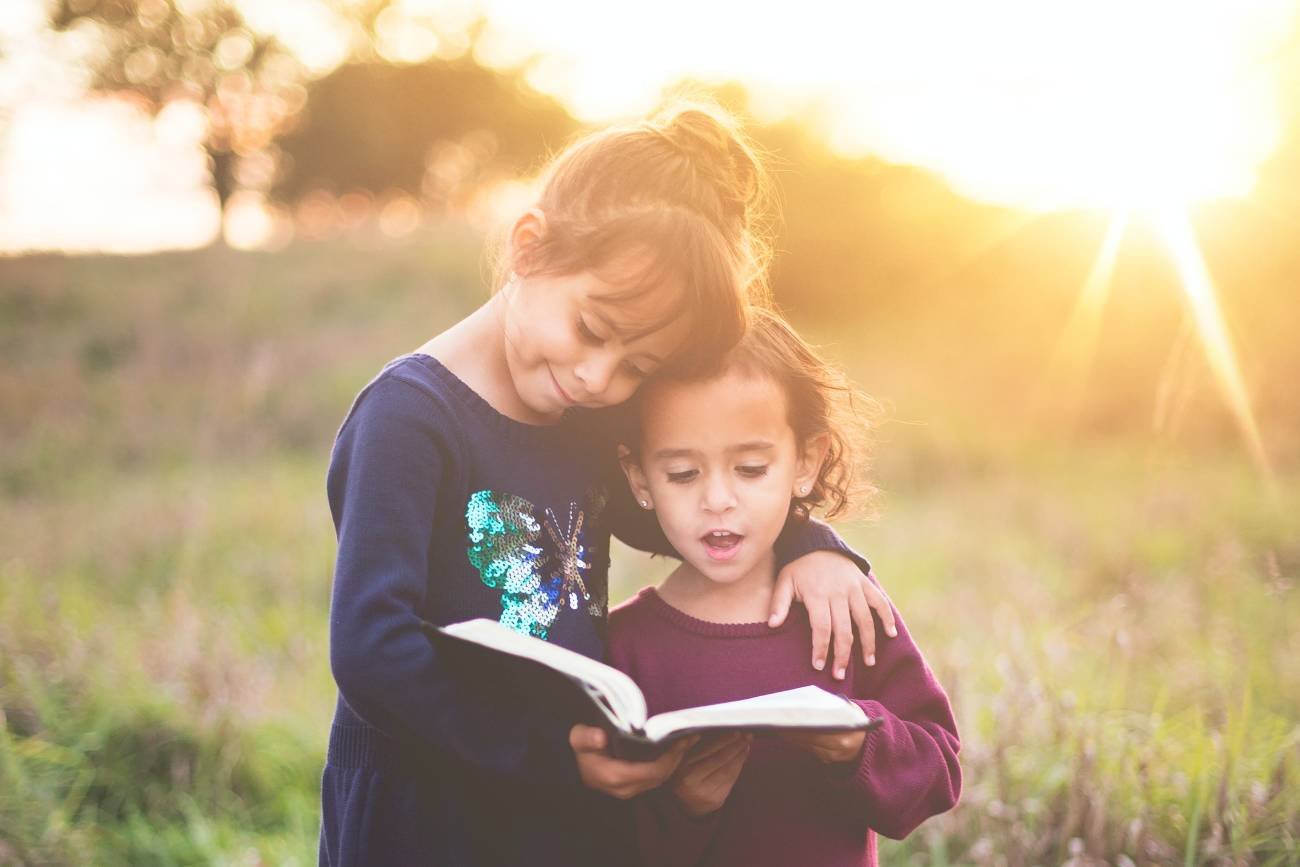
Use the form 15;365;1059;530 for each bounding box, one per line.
1;234;1296;864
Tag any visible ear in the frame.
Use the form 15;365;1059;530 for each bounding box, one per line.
793;432;831;498
507;208;548;277
617;444;654;510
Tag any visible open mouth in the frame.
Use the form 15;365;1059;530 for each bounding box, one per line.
701;531;744;561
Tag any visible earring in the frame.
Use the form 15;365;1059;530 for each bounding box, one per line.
639;500;650;509
799;485;809;495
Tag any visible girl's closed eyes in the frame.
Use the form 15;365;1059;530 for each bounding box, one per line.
575;313;653;378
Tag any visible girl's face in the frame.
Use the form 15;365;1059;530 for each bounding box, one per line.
501;267;688;422
623;369;826;589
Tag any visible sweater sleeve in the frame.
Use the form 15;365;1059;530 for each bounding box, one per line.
326;375;578;788
815;578;961;840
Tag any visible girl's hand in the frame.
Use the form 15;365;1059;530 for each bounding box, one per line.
770;560;897;681
780;729;867;766
671;733;752;817
569;724;695;799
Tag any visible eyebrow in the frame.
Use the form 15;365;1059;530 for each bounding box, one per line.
651;442;776;460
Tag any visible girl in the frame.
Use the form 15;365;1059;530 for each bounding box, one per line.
610;308;962;866
319;104;895;866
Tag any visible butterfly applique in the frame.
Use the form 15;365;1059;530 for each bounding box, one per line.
465;488;607;640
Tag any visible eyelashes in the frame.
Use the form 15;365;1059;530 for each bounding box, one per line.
576;316;649;378
576;316;602;344
664;466;769;484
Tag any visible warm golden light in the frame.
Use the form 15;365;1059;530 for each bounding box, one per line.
1153;209;1274;486
464;0;1297;213
1043;211;1129;418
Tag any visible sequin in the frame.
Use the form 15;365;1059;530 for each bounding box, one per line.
464;488;607;639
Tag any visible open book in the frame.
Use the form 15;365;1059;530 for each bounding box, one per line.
422;618;882;761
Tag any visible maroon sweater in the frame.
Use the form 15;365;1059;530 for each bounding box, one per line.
607;586;960;867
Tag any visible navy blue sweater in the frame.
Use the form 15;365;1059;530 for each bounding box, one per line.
319;354;865;867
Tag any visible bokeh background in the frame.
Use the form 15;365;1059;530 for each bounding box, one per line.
2;1;1298;864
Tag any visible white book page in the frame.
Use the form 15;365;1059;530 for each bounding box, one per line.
642;685;866;743
440;619;647;731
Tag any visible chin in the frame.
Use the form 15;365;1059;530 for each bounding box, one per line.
692;560;755;586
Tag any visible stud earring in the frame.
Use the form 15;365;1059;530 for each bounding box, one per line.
639;500;650;509
799;485;809;495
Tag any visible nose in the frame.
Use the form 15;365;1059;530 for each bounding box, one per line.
701;472;737;514
573;351;619;399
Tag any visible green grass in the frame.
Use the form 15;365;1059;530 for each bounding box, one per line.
1;235;1297;864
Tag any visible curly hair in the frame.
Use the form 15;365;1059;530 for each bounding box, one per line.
628;306;878;521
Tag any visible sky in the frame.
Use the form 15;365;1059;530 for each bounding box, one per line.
0;0;1296;253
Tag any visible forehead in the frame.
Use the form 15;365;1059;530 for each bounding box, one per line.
640;370;791;451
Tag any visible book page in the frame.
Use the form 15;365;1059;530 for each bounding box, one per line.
440;619;648;731
642;685;867;743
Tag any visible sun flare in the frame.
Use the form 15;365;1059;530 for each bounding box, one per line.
1153;210;1274;485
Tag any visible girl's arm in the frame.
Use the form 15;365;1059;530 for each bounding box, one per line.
790;575;962;841
593;409;895;679
327;375;577;787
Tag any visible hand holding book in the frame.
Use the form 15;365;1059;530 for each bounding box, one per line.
671;732;752;817
568;723;696;798
421;618;882;761
779;728;868;765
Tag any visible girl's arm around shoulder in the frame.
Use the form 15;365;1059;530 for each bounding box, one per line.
809;594;962;841
328;373;576;787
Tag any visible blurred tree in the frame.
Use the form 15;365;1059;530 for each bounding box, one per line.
271;57;577;209
47;0;305;228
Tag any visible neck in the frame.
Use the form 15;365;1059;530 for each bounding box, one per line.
417;294;555;425
658;549;778;624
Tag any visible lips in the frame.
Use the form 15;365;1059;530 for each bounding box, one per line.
701;530;744;561
548;366;576;407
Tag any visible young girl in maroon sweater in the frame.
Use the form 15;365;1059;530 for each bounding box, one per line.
609;308;961;866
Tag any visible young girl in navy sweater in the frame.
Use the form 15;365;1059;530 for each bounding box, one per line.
318;104;898;866
610;308;961;866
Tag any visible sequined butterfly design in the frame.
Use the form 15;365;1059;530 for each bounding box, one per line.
465;488;607;640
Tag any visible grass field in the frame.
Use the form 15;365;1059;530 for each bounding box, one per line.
1;233;1297;865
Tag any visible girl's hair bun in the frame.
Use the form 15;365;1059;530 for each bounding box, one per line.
650;105;765;230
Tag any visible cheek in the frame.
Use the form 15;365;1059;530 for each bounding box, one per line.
645;483;694;525
745;479;797;521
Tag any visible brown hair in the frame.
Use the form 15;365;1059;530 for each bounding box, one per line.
630;307;878;521
500;100;774;374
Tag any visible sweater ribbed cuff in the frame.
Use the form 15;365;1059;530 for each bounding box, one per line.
827;699;882;795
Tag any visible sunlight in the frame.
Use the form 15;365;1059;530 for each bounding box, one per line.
465;0;1296;213
1043;212;1129;417
811;1;1291;212
1152;210;1274;486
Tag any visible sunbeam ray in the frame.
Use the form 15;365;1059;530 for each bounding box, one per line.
1041;211;1129;423
1152;209;1274;489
